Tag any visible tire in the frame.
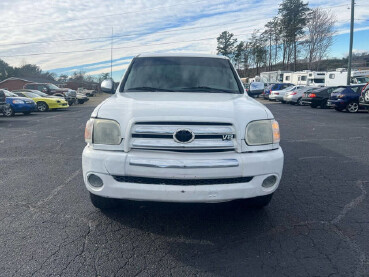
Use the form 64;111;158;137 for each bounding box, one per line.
3;106;14;117
89;193;119;210
78;99;85;104
23;111;31;115
281;100;286;104
310;103;318;108
297;98;302;106
68;101;74;106
335;107;344;112
346;102;359;113
244;194;273;209
37;102;49;112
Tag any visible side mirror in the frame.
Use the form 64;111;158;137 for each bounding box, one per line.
101;79;115;94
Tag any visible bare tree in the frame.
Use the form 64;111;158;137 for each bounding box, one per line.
305;8;336;70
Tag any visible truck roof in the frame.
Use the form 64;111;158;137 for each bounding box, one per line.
136;53;228;59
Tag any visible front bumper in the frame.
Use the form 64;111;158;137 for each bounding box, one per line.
82;147;284;203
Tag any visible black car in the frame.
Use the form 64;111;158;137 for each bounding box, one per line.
0;89;6;112
301;86;337;108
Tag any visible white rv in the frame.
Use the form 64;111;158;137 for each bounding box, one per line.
325;69;369;86
260;71;292;83
307;72;326;86
283;71;309;85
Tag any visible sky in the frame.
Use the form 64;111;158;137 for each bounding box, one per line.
0;0;368;81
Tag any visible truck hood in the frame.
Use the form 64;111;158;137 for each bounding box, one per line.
95;92;273;138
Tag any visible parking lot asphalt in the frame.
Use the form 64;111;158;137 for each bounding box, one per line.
0;95;368;277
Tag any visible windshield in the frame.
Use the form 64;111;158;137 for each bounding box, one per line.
354;77;369;84
121;57;241;93
23;92;41;98
313;79;325;83
47;84;60;90
3;90;18;97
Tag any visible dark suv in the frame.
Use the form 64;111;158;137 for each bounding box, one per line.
24;83;76;105
328;85;365;113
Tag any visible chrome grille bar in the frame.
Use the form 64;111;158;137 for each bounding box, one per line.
133;126;234;135
131;138;234;149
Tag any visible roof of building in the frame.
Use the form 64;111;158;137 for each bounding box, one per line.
0;76;62;85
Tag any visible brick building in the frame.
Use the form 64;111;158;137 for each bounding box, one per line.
0;77;64;91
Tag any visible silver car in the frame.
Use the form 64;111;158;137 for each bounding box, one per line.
275;86;304;103
284;86;315;105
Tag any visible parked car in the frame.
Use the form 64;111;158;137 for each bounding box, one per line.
301;86;337;108
23;83;76;105
0;89;6;112
268;83;294;101
1;90;36;117
273;85;304;102
83;53;284;210
13;91;69;112
77;87;95;97
328;85;366;113
284;86;315;105
248;81;264;98
359;82;369;108
263;83;276;99
76;92;89;104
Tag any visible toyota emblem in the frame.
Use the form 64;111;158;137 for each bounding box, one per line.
173;129;195;143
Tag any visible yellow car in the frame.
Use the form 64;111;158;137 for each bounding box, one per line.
13;90;69;112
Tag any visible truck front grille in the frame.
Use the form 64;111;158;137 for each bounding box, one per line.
130;122;236;152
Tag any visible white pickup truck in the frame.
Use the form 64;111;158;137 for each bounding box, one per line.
82;53;284;210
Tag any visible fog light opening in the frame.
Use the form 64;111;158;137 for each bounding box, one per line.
88;174;104;188
262;175;277;188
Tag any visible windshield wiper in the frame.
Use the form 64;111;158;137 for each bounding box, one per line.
177;86;237;93
125;87;174;92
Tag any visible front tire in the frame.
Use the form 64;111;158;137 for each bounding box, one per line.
297;98;302;106
23;111;31;115
311;103;318;108
89;193;119;210
37;102;49;112
346;102;359;113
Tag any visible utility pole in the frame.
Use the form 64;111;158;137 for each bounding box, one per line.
111;27;113;80
347;0;355;85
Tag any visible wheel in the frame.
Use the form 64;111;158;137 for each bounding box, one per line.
297;98;302;106
78;99;85;104
335;107;344;112
243;194;273;209
37;102;49;112
320;100;327;109
310;103;318;108
23;111;31;115
346;102;359;113
89;193;119;210
68;101;74;106
3;106;14;117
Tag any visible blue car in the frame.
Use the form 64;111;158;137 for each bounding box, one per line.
1;89;37;117
328;85;365;113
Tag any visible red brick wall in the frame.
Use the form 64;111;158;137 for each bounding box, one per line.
0;80;31;91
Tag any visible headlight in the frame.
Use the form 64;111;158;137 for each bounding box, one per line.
12;100;24;104
245;120;280;145
84;118;122;145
